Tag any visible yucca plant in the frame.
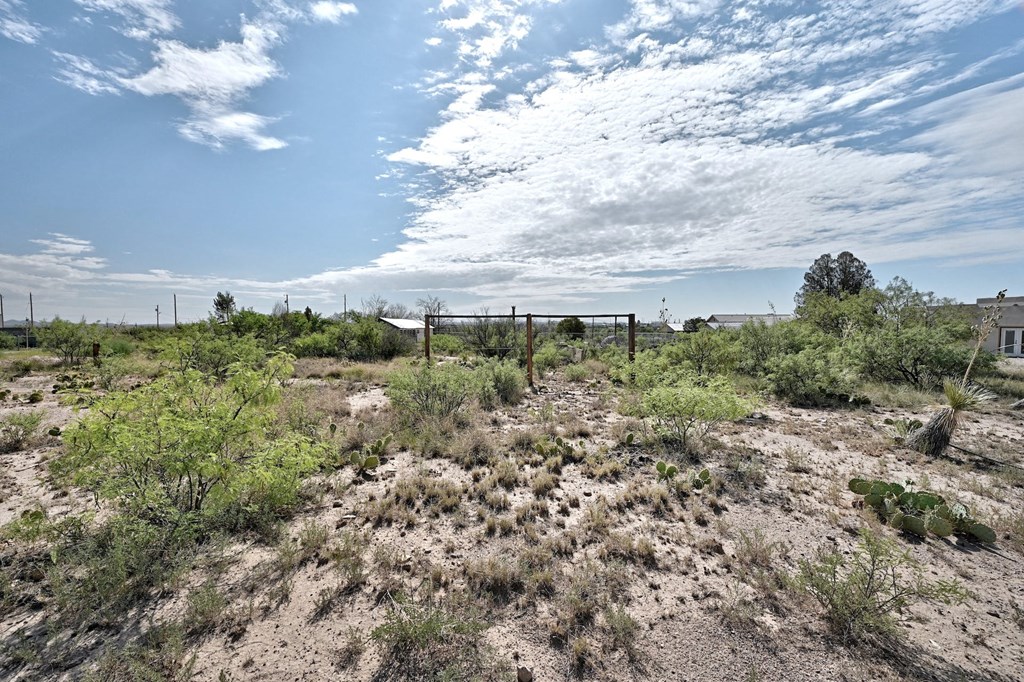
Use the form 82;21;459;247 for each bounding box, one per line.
905;289;1003;457
905;380;994;456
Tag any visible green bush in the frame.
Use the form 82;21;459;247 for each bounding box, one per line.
767;348;856;406
639;374;752;449
735;320;809;376
371;599;497;680
564;363;590;383
161;329;264;380
292;331;337;358
532;342;566;374
660;329;737;376
429;333;466;356
0;411;43;453
105;337;135;357
846;326;987;388
797;529;968;644
0;333;16;350
351;319;414;361
483;359;526;407
38;318;93;366
54;353;326;530
388;364;473;424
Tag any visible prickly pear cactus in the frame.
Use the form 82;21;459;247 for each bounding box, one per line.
847;477;996;544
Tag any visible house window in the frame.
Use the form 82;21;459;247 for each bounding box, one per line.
1002;329;1023;356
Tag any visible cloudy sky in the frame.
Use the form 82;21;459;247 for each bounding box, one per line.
1;0;1022;324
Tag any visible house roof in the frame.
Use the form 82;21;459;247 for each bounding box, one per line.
664;323;687;332
705;314;793;329
379;317;432;330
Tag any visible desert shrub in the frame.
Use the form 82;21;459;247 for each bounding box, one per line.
105;337;135;357
84;623;194;681
229;308;286;345
0;333;16;350
564;363;589;382
660;329;737;376
735;320;808;376
429;333;466;356
766;348;856;406
350;319;414;361
639;374;752;449
532;342;566;374
846;325;986;388
476;359;525;408
54;353;326;531
387;363;473;424
0;412;42;453
291;331;337;358
796;289;884;337
797;529;968;644
37;318;93;366
161;329;264;380
371;599;501;680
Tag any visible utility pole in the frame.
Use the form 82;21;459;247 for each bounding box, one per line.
0;293;4;329
155;305;160;328
343;294;347;321
284;294;289;314
173;294;178;327
29;292;34;346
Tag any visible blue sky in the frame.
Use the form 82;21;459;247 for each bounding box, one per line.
1;0;1022;324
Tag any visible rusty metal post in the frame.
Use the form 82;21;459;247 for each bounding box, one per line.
526;313;534;387
92;342;100;365
628;314;636;363
424;315;431;361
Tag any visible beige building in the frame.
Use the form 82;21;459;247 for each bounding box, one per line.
978;296;1024;357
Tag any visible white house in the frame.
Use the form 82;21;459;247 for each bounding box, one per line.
977;296;1024;357
704;313;794;330
378;317;433;344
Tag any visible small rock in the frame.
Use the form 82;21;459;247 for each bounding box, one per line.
517;666;533;682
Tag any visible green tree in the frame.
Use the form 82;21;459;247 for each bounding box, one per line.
38;317;92;366
682;317;706;333
212;291;236;323
795;252;875;307
555;316;587;339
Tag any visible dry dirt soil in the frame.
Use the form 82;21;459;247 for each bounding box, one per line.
1;358;1022;681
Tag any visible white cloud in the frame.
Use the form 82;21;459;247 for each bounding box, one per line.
52;52;122;95
30;234;97;256
375;0;1024;304
309;1;358;24
913;75;1024;176
0;0;42;44
74;0;179;39
48;2;361;150
117;18;288;150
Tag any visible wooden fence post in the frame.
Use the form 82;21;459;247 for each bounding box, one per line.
526;314;534;387
424;315;431;361
628;313;636;363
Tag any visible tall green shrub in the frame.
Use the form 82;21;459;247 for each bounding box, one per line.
54;353;326;529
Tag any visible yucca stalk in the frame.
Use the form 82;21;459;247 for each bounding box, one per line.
906;290;1003;457
905;380;995;456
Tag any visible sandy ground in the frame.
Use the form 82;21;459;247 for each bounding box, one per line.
1;365;1022;681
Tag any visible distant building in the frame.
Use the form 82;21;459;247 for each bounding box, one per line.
975;296;1024;357
659;322;688;333
378;317;432;343
704;314;794;330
